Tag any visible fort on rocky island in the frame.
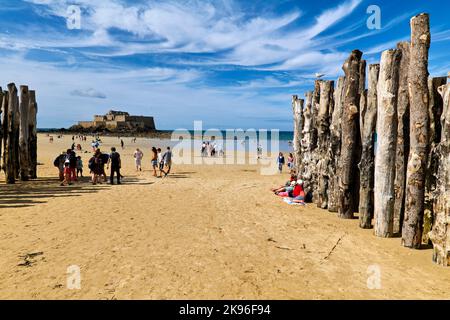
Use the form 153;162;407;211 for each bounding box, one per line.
77;110;156;131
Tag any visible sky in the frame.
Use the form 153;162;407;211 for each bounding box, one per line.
0;0;449;130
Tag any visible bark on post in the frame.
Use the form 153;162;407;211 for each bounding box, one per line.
301;92;314;198
359;64;379;228
19;85;30;181
328;77;345;213
424;77;448;244
1;91;8;174
429;83;450;265
292;95;304;173
317;80;334;209
0;88;3;168
312;81;321;204
338;50;363;219
28;90;38;179
374;49;402;237
5;83;19;184
393;42;411;235
402;13;431;248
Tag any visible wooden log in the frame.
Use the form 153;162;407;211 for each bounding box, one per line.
5;83;19;184
1;90;8;174
429;83;450;265
301;92;314;198
424;77;447;244
292;95;304;173
312;80;322;204
28;90;38;179
374;49;402;237
338;50;364;219
393;42;411;235
317;80;334;209
328;77;345;213
0;88;3;169
358;64;380;228
19;85;30;181
402;13;431;248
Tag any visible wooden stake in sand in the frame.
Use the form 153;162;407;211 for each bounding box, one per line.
28;90;38;179
338;50;364;219
402;13;431;248
359;64;379;229
1;90;8;174
374;49;401;238
0;88;3;167
328;76;345;213
317;80;334;209
19;85;30;181
301;91;314;199
424;76;447;244
429;83;450;265
393;42;411;235
292;95;304;173
5;83;18;184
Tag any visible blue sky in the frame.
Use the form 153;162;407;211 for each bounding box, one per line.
0;0;449;130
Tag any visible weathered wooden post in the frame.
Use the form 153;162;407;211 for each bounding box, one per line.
28;90;38;179
338;50;364;219
317;80;334;209
292;95;304;173
402;13;431;248
359;64;380;228
5;83;19;184
374;49;402;237
0;88;3;168
19;85;30;181
393;42;411;235
328;77;345;213
1;90;8;174
424;77;447;244
429;83;450;265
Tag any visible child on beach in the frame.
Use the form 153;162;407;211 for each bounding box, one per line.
60;161;72;186
76;156;83;177
151;147;158;177
134;148;144;171
157;148;163;178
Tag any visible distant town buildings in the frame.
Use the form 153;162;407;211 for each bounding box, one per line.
78;110;156;131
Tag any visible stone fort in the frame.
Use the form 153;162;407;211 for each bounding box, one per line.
78;110;156;131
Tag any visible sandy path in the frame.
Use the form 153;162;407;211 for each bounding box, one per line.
0;134;449;299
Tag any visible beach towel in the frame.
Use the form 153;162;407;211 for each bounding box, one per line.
283;198;305;206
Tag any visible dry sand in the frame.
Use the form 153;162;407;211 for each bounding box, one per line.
0;133;449;300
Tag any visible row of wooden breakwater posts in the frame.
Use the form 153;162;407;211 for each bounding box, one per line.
291;13;450;266
0;83;38;184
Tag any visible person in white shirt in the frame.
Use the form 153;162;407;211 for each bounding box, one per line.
133;148;144;171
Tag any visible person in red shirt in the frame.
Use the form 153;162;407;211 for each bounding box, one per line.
291;180;306;204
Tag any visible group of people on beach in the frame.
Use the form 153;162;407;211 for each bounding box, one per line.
201;141;223;157
276;152;295;173
271;172;306;205
134;147;172;178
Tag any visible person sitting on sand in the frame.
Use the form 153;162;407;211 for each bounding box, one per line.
134;148;144;171
270;174;297;193
288;180;306;204
275;180;297;197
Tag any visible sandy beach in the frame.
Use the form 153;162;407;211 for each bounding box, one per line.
0;133;449;300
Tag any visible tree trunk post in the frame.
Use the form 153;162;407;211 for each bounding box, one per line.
374;49;402;237
5;83;19;184
338;50;364;219
317;80;334;209
429;83;450;265
393;42;411;235
28;90;38;179
402;13;431;248
19;85;30;181
0;88;3;168
292;95;304;173
301;91;314;198
1;90;8;174
359;64;380;228
328;77;345;213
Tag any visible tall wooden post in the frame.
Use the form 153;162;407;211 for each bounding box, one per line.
338;50;364;219
0;88;3;169
402;13;431;248
374;49;402;237
359;64;379;228
423;77;447;244
317;80;334;209
29;90;38;179
1;90;8;174
5;83;19;184
393;42;411;235
429;83;450;265
19;85;30;181
301;92;314;197
292;95;304;173
328;77;344;213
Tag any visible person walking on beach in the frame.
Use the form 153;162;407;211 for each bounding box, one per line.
89;149;103;185
120;139;124;150
76;156;83;178
66;149;77;182
100;152;109;183
151;147;158;177
287;153;294;171
277;152;285;174
60;161;72;186
108;147;121;185
53;151;66;181
157;148;163;178
134;148;144;171
161;147;172;177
